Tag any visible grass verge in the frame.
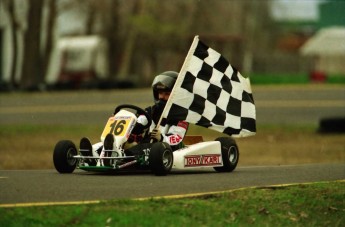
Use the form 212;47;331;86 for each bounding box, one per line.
1;181;344;226
0;124;344;169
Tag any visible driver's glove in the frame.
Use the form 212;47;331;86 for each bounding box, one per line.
150;128;163;142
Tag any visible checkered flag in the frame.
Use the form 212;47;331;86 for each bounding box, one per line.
160;36;256;137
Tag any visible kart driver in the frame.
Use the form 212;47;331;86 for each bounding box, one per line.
131;71;188;151
80;71;188;164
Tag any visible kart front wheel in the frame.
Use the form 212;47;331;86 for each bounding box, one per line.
53;140;77;173
214;137;239;172
149;142;173;176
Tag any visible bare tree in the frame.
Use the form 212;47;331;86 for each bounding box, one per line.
4;0;19;87
41;0;56;85
18;0;57;90
85;0;97;35
101;0;121;79
117;0;144;80
52;0;273;86
20;0;44;89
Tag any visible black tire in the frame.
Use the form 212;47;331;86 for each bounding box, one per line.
149;142;173;176
53;140;77;173
318;117;345;133
213;137;239;172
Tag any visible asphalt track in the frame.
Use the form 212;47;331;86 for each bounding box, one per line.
0;163;344;206
0;85;344;206
0;85;344;126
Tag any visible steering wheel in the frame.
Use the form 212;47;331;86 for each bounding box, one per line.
114;104;152;130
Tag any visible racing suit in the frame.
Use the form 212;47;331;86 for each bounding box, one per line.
135;104;188;151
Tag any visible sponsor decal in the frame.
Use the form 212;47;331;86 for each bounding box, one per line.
184;154;222;167
102;116;135;139
126;120;136;138
177;121;188;129
169;134;182;145
114;116;131;120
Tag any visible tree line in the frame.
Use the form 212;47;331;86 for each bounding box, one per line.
2;0;274;90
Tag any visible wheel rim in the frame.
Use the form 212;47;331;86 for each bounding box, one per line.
67;147;77;166
227;145;238;164
162;150;173;169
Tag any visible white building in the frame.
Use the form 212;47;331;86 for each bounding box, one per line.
0;0;108;88
300;27;345;75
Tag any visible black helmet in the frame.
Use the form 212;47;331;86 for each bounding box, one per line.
152;71;178;103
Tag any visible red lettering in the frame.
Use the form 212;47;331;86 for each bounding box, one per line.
177;121;188;129
202;156;209;164
187;157;192;165
185;154;221;167
170;136;176;144
214;156;220;164
197;156;201;164
208;156;214;164
169;135;182;145
213;156;217;164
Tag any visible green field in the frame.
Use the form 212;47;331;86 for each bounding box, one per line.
1;181;344;226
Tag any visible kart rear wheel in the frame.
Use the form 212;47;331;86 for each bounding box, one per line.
53;140;77;173
149;142;173;176
214;137;239;172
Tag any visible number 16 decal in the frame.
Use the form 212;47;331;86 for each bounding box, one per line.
110;120;126;135
101;117;131;140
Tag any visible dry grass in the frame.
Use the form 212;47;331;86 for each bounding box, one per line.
0;125;102;170
0;125;344;170
191;125;345;166
236;129;345;166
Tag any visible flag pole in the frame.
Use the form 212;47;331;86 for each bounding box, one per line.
155;35;200;129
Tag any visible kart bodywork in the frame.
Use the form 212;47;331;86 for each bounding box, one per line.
53;104;239;176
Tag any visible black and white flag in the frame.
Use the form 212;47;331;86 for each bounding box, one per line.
161;36;256;137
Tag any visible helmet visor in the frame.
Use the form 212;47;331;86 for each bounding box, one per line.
152;74;177;91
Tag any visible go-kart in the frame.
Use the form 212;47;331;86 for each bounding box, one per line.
53;104;239;176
